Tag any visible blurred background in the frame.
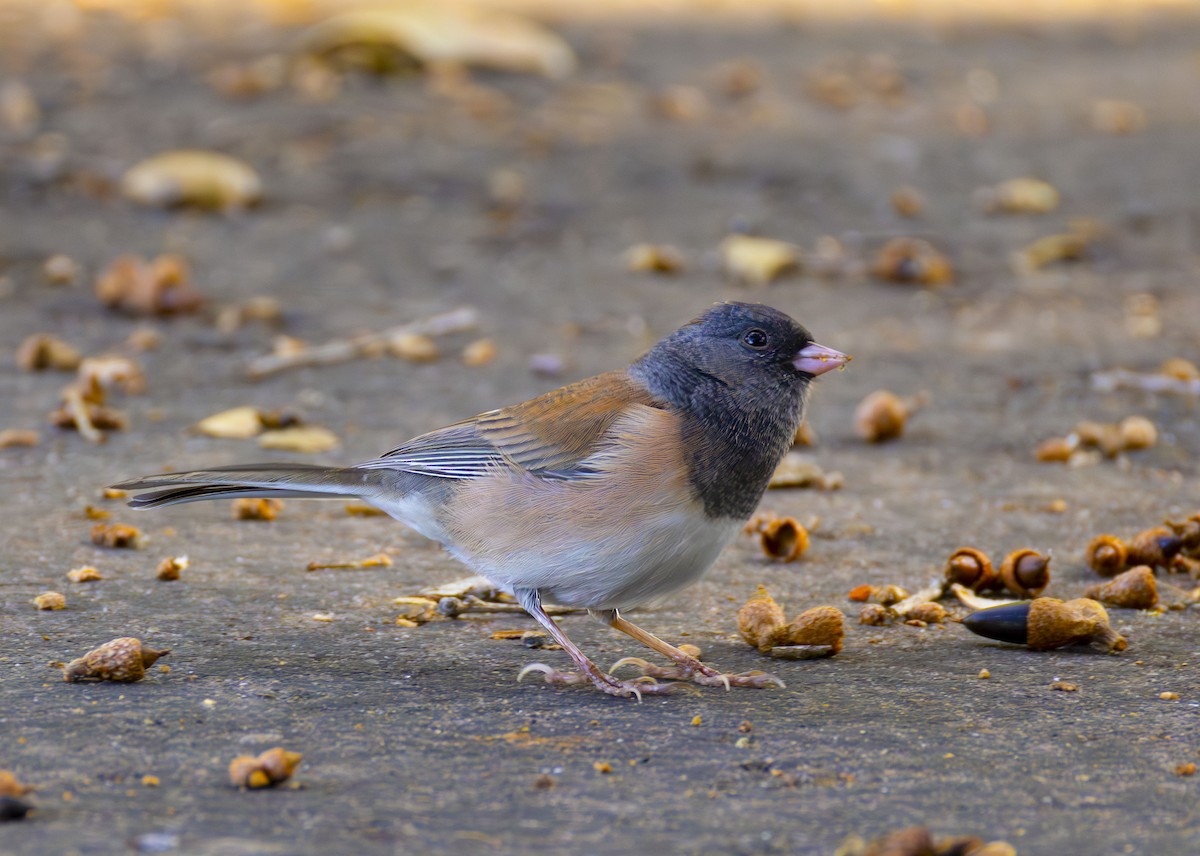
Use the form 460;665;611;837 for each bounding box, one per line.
3;2;1200;854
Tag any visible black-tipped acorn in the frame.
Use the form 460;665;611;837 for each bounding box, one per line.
0;796;32;822
963;597;1127;653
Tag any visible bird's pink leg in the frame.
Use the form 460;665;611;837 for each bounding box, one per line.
514;590;679;700
594;609;785;690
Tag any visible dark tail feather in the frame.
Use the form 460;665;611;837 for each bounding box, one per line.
112;464;381;510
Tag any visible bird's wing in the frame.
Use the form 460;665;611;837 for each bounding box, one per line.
358;370;662;480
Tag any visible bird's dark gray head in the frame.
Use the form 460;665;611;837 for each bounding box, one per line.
630;302;848;519
631;302;826;411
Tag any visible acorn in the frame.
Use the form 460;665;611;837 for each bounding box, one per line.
1084;566;1158;610
962;597;1127;653
737;586;787;653
1165;514;1200;553
854;390;927;443
998;549;1051;598
759;517;809;562
228;747;303;789
944;547;998;591
1085;534;1128;577
1126;526;1183;568
62;637;169;682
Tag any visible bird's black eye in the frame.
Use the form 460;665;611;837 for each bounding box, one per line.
741;328;769;350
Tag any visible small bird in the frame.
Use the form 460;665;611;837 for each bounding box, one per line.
114;302;849;699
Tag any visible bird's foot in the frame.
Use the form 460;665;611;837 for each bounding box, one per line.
517;662;682;701
609;657;785;690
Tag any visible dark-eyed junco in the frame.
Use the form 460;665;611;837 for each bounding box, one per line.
114;302;849;699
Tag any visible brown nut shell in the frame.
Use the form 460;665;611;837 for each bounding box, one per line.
1084;565;1158;610
858;603;892;626
944;547;997;591
999;549;1051;598
1085;534;1128;577
853;390;908;443
760;517;809;562
777;606;844;653
906;601;947;624
62;637;169;682
229;748;303;789
737;586;786;653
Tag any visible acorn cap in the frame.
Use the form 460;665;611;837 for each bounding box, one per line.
999;549;1051;598
944;547;997;591
1085;534;1128;578
1084;565;1158;610
760;517;809;562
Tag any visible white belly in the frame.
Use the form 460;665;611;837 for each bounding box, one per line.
453;513;742;611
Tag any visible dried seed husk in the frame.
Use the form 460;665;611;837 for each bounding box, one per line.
194;406;265;439
998;548;1051;598
66;566;103;583
1118;415;1157;451
737;585;786;653
858;603;892;626
760;517;809;562
854;390;925;443
155;556;188;581
1085;534;1128;577
720;235;802;286
301;6;576;79
625;243;685;274
90;523;144;549
121;150;262;210
906;601;947;624
461;338;497;367
232;498;282;521
16;334;81;372
62;637;169;682
776;606;844;653
944;547;997;591
95;254;204;316
228;747;303;788
257;425;339;453
870;238;953;286
1084;565;1158;610
1034;435;1076;462
768;452;841;489
977;177;1060;214
870;584;908;606
33;591;66;610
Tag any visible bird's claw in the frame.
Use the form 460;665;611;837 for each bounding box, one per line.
610;657;784;690
517;661;680;700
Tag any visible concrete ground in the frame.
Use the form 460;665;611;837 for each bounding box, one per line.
1;2;1198;853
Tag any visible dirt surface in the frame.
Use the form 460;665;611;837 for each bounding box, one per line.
2;3;1200;854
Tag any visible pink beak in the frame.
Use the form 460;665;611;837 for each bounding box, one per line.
793;342;851;376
